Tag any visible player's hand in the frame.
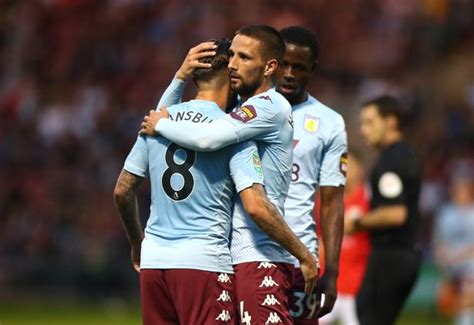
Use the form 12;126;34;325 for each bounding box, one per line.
131;243;141;273
139;108;169;136
299;253;319;295
175;42;217;80
344;217;357;235
314;272;337;318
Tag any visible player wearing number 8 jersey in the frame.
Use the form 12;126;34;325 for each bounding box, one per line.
140;25;319;324
114;39;274;324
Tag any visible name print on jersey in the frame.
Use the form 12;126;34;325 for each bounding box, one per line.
169;110;213;123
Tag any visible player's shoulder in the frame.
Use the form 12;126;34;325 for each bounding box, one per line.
305;95;345;127
245;88;291;115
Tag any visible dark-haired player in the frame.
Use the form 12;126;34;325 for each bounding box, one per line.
114;39;309;324
140;26;319;324
347;95;422;325
273;26;347;323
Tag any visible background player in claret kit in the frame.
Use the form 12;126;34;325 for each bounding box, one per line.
114;39;308;325
347;96;422;325
320;151;370;325
273;26;347;323
140;25;318;324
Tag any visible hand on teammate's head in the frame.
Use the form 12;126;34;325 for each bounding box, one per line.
176;42;217;81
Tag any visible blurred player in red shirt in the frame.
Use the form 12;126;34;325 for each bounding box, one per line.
319;151;371;324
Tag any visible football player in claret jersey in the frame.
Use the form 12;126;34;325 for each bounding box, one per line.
273;26;347;323
114;39;305;325
140;25;319;324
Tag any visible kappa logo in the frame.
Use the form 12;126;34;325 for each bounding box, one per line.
258;95;273;103
217;290;232;302
265;312;283;324
218;273;232;283
262;294;281;306
230;105;257;123
257;262;277;269
215;310;231;322
259;276;279;288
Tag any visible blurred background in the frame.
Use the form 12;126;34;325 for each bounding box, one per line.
0;0;473;324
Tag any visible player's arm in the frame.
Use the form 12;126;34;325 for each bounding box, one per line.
315;117;347;317
239;184;318;295
348;167;408;233
352;205;407;230
113;136;149;273
229;141;318;294
156;42;217;109
140;98;283;152
113;170;145;273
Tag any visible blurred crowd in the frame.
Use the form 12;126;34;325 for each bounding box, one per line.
0;0;473;309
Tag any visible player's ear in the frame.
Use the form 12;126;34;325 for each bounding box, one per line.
264;59;278;77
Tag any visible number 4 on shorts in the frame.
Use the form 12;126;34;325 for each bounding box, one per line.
240;301;252;325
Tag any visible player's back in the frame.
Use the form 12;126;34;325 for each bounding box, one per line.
230;88;294;264
127;100;236;273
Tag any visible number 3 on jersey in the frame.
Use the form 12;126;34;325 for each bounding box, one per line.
162;143;196;201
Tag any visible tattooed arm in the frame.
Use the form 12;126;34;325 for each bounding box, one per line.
239;184;319;294
113;169;145;272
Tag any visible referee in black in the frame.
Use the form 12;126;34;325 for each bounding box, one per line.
346;95;422;325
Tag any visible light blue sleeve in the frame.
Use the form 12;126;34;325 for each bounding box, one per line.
156;76;186;109
229;141;265;193
319;117;347;187
154;97;280;152
123;136;149;177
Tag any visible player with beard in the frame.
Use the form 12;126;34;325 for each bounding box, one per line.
140;25;319;324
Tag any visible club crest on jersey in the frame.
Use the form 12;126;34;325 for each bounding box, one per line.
340;152;348;177
304;115;319;133
253;152;263;177
230;105;257;123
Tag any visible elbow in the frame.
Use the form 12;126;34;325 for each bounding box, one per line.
194;136;220;152
243;196;268;222
113;184;128;204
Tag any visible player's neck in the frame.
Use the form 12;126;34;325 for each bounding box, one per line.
240;79;272;102
195;90;228;111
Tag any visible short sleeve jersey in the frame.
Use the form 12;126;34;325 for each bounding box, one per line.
123;99;264;273
228;88;295;264
284;95;347;264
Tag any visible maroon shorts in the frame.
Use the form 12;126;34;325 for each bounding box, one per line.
140;269;235;324
289;267;319;324
234;262;294;324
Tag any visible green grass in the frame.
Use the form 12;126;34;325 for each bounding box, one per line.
0;300;141;325
0;301;450;325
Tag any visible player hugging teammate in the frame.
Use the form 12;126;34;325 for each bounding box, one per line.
115;25;348;324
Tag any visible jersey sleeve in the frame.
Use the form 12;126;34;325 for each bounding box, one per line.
229;140;264;192
319;116;347;187
123;135;149;177
220;96;283;142
156;76;185;109
154;96;283;152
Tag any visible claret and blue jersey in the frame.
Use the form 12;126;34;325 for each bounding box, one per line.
123;99;264;274
155;79;296;265
284;94;347;265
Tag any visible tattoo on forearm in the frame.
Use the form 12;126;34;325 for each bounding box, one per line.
114;170;145;245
